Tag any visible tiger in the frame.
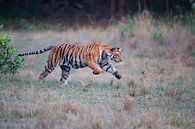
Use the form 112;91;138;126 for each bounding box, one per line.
18;43;123;84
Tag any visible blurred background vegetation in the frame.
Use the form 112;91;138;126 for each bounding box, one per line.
0;0;194;19
0;0;194;31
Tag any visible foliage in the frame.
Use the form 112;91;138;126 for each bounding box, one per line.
187;41;195;58
14;19;65;31
0;24;3;30
0;0;193;20
119;16;135;40
0;35;24;75
152;31;165;45
189;0;195;12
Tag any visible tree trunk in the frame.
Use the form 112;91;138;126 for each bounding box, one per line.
118;0;125;17
166;0;169;17
110;0;116;17
138;0;141;14
150;0;152;12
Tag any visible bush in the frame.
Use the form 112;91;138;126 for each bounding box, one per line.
119;16;135;40
0;35;24;75
152;31;165;45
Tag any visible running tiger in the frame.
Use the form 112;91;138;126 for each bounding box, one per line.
18;43;123;83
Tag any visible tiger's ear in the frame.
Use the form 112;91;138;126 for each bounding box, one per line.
117;47;121;52
111;47;116;52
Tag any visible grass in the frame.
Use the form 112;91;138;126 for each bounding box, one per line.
0;13;194;129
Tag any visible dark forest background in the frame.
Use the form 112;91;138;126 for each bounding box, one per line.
0;0;194;20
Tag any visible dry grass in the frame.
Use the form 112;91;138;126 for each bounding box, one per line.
0;13;194;129
123;97;134;112
141;112;158;129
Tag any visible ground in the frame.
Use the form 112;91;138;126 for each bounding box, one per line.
0;16;194;129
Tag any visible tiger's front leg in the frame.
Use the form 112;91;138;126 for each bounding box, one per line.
99;62;122;79
87;61;103;75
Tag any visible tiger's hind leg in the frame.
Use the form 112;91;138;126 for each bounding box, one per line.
60;65;71;83
38;64;56;84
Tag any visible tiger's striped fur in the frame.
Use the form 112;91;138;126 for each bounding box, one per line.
18;43;123;83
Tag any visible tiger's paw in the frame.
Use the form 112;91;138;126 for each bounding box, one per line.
92;69;103;75
37;78;44;84
113;71;122;79
60;78;65;83
93;71;100;75
60;78;68;85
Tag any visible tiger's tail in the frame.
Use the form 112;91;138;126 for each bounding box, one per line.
18;46;54;56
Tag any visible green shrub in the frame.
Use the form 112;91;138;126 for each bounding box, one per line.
119;16;135;40
0;35;24;75
0;24;3;30
12;19;65;31
189;0;195;12
152;31;165;45
18;19;34;31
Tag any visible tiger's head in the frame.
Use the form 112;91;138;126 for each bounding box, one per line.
100;44;123;63
109;47;123;63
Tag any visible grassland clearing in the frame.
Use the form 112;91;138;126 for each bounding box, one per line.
0;15;194;129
